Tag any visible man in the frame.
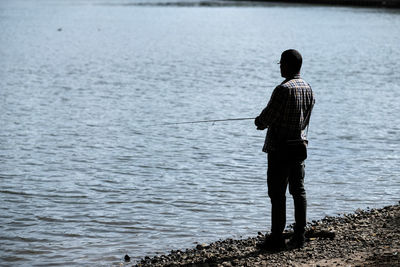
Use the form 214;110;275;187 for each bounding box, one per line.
255;49;315;250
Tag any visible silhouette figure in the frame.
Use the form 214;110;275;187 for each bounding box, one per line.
255;49;315;250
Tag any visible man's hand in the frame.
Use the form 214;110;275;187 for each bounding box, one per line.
254;116;266;130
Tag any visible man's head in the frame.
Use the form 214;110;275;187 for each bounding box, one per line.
280;49;302;78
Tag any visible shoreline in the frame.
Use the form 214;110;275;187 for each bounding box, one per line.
132;0;400;8
250;0;400;8
132;203;399;266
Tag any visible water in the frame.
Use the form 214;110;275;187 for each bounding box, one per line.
1;0;399;265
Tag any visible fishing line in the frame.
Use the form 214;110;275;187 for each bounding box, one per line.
161;117;255;126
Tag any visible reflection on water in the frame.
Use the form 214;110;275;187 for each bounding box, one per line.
0;0;399;265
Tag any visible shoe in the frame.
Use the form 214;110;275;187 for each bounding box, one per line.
257;234;286;251
287;234;305;249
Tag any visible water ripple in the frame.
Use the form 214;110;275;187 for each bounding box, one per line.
1;2;399;266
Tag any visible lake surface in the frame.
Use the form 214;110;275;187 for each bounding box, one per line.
1;0;399;265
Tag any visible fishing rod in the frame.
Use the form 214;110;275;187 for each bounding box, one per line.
162;117;255;126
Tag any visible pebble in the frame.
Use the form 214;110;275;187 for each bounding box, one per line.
124;254;130;262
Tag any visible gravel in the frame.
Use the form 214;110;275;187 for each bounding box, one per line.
131;203;400;266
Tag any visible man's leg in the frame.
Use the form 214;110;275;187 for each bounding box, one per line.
267;152;289;240
288;161;306;245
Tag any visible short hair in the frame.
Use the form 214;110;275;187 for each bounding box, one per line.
281;49;302;74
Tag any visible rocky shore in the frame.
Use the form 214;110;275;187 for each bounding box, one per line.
132;203;399;266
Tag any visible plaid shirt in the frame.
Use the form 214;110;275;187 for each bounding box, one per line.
256;75;315;153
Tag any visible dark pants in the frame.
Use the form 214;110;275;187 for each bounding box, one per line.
267;151;306;238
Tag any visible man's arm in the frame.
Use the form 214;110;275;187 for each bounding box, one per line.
255;85;287;130
301;94;315;130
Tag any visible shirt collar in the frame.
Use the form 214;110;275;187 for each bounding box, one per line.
282;74;301;83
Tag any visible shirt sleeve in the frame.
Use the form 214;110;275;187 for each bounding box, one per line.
257;85;287;129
